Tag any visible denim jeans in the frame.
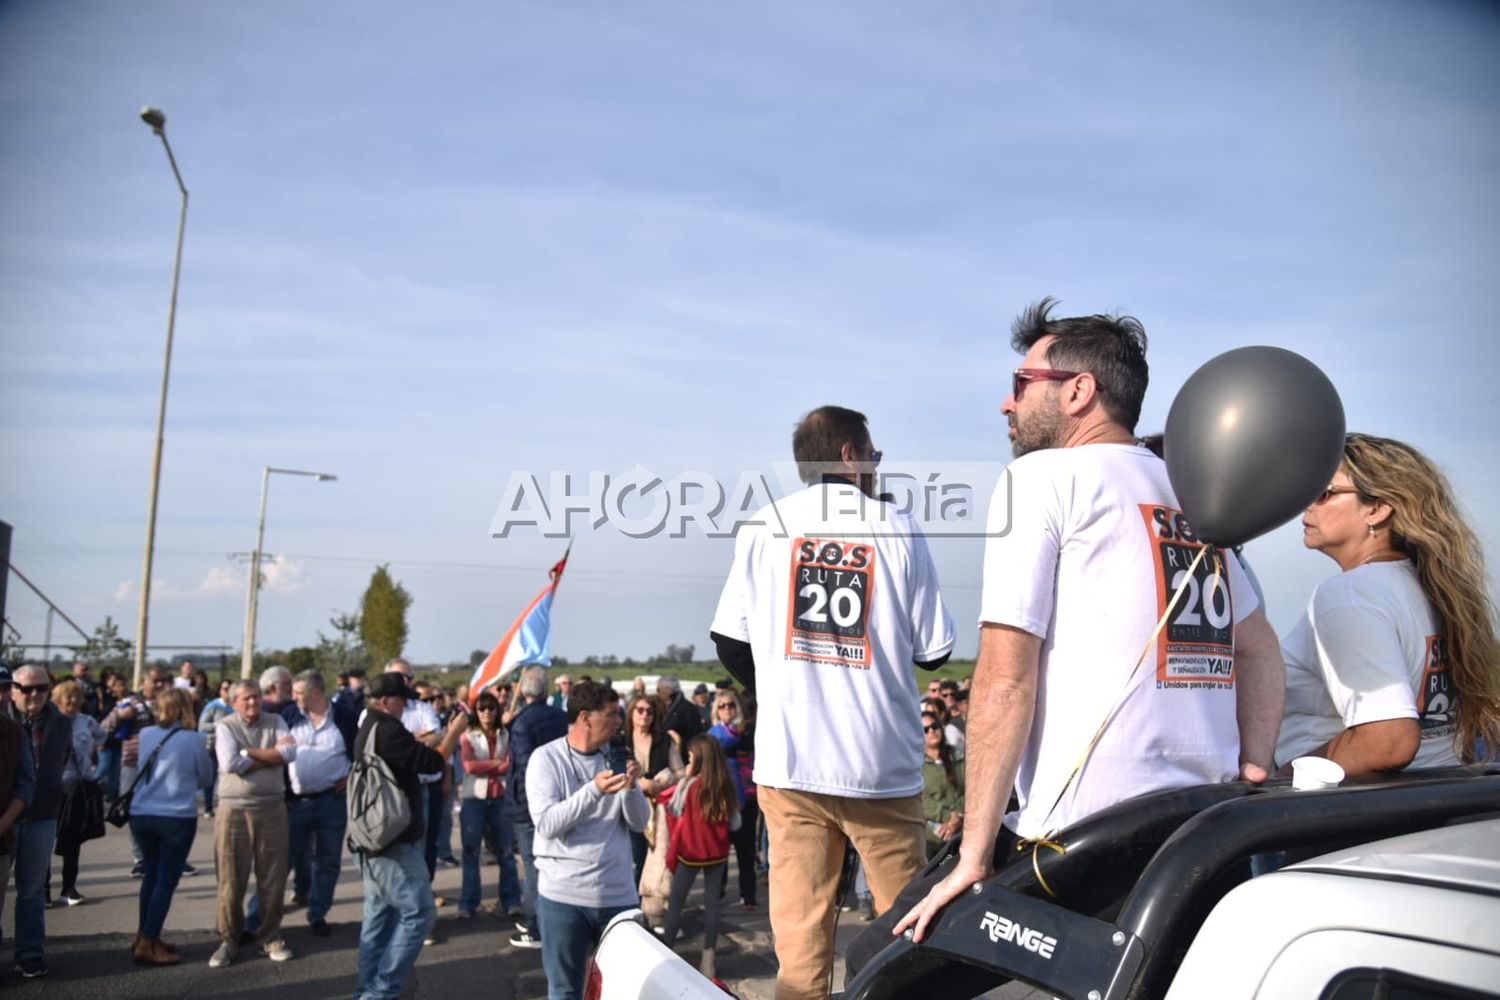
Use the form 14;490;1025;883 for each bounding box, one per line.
458;797;521;914
99;745;122;798
120;762;144;864
290;792;347;924
11;818;58;962
536;894;633;1000
435;763;457;861
422;782;443;879
131;813;197;939
514;811;541;936
354;840;437;1000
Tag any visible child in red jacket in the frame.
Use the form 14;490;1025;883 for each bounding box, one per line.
658;734;741;978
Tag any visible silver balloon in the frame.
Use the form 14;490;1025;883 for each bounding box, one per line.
1165;346;1345;547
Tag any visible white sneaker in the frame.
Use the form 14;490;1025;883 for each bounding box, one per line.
208;942;235;968
262;939;293;962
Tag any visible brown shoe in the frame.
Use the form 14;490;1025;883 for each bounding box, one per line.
133;933;178;955
134;939;181;966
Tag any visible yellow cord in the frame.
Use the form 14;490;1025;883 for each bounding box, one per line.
1018;544;1222;897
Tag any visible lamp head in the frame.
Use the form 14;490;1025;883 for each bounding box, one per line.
316;474;337;482
140;106;166;134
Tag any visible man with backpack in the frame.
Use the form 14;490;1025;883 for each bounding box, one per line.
350;671;468;1000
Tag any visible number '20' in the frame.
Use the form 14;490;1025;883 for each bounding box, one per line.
1169;567;1231;630
800;583;863;627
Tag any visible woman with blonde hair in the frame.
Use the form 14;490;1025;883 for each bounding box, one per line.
51;679;104;905
1277;433;1500;777
128;686;213;965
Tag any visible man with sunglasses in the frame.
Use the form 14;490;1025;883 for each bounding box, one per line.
711;404;955;1000
3;665;73;977
0;664;36;967
890;298;1283;949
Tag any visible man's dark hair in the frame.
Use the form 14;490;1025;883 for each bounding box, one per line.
1011;297;1149;432
1138;432;1164;458
567;679;617;723
792;405;872;485
938;679;959;695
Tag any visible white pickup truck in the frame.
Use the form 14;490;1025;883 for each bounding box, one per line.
588;767;1500;1000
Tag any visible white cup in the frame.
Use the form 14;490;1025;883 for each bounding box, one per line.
1290;756;1345;790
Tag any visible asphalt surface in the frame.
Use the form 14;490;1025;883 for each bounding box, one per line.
3;812;1036;999
0;810;840;999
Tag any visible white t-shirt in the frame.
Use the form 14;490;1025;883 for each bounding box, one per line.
402;698;444;785
711;480;956;798
1277;561;1458;769
979;444;1259;839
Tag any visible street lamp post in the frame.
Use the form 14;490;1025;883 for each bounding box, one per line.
132;105;189;691
241;466;337;678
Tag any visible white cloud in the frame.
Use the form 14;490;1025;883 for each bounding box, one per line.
260;557;305;594
110;560;295;603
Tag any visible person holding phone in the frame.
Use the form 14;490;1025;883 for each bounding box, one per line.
526;681;649;1000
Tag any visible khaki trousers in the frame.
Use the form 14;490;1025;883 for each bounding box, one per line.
214;802;289;947
760;786;924;1000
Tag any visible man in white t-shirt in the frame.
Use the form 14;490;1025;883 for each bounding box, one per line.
896;298;1284;944
711;404;955;1000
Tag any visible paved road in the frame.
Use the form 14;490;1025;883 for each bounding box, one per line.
3;813;1032;999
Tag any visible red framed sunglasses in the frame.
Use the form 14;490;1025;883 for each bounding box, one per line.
1012;368;1083;400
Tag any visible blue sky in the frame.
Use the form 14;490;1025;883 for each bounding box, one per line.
3;1;1497;666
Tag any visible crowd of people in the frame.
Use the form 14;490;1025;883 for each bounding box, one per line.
2;303;1498;1000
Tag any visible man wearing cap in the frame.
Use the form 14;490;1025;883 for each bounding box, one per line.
691;683;713;728
383;659;447;892
548;674;572;713
352;671;469;1000
334;667;367;711
0;664;37;962
2;665;70;978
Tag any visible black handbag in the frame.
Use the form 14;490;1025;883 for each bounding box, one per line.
105;727;181;828
55;743;107;848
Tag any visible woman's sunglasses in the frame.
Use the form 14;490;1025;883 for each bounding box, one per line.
1313;485;1361;505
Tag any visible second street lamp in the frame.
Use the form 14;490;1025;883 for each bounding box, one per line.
241;466;337;678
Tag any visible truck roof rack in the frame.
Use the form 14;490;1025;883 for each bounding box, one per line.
842;767;1500;1000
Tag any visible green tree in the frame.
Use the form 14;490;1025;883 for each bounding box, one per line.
71;616;133;668
359;565;412;668
469;648;488;668
286;646;318;674
315;610;366;674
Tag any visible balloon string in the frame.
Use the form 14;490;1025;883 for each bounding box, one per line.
1019;543;1217;896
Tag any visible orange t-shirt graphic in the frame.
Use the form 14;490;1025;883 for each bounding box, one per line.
1138;505;1236;689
